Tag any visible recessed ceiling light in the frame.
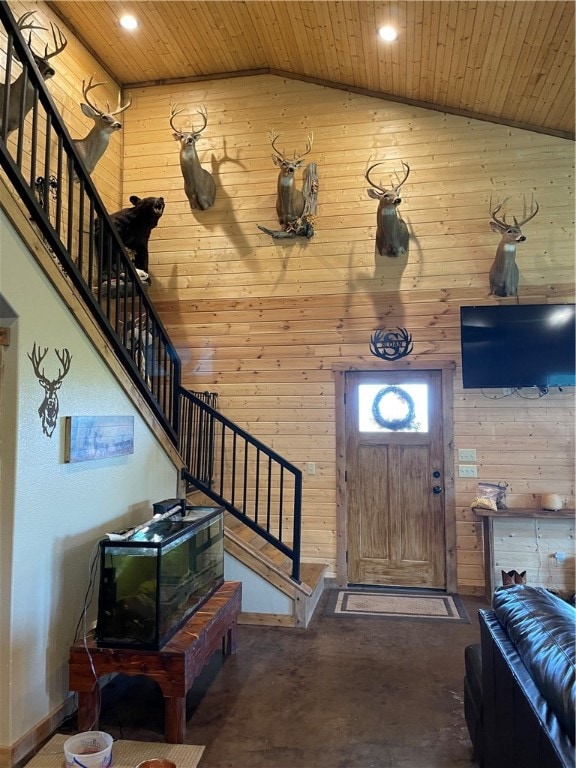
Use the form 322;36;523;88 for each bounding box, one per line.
120;14;138;31
378;25;398;42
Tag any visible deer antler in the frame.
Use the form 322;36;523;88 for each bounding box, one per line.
12;11;47;60
54;348;72;384
108;89;132;117
395;161;410;191
514;196;539;227
489;195;512;228
270;131;313;162
169;102;185;132
490;195;538;229
82;76;106;113
28;343;50;384
81;76;130;117
270;131;285;160
298;132;313;161
43;22;67;60
16;10;47;36
365;161;410;193
193;105;208;134
365;161;387;192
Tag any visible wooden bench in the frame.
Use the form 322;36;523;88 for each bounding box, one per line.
69;581;242;743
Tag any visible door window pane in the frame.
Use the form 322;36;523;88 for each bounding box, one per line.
358;383;429;433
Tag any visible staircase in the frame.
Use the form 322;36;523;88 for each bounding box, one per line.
0;3;325;628
223;511;326;627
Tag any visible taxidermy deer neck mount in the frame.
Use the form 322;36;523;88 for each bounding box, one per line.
366;160;410;257
489;196;539;297
73;76;132;176
170;103;216;211
258;131;318;239
0;11;67;136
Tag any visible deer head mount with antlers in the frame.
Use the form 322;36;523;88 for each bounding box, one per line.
170;103;216;211
366;160;410;257
28;344;72;437
489;196;539;297
72;76;132;177
0;11;67;136
258;131;318;239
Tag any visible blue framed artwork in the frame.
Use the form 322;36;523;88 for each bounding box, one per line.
64;415;134;463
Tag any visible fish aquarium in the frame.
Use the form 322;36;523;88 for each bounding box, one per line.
96;505;224;650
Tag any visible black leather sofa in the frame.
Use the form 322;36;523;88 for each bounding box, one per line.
464;585;575;768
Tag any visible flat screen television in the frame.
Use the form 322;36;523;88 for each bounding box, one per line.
460;304;576;389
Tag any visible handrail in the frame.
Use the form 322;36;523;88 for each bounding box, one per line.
0;3;302;582
179;389;302;582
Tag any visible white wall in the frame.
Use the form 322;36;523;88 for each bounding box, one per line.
0;209;179;748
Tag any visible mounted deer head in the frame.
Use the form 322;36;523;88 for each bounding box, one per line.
270;132;313;227
489;196;539;297
170;103;216;211
73;76;132;176
0;11;67;135
28;344;72;437
365;160;410;257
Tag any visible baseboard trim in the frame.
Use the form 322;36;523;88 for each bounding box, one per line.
0;701;68;768
238;612;296;627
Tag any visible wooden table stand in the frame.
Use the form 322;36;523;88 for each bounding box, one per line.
69;581;242;743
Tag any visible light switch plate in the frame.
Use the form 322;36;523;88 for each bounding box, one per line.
458;464;478;478
458;448;477;462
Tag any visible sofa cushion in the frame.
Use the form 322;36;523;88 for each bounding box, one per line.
492;585;576;744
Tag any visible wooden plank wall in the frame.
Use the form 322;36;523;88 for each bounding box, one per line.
493;518;575;595
119;74;575;594
5;0;572;596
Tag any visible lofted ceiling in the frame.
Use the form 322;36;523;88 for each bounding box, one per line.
46;1;575;139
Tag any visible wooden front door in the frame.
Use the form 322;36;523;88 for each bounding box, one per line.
345;369;447;588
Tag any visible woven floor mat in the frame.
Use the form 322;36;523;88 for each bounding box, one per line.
24;734;204;768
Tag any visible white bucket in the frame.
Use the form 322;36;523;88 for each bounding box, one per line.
63;731;113;768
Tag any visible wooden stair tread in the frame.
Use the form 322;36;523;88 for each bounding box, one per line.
224;512;325;596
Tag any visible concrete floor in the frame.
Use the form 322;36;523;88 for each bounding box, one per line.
64;590;488;768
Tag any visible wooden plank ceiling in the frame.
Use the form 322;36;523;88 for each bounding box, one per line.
46;1;575;139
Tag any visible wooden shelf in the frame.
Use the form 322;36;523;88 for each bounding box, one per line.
474;508;575;601
473;507;575;519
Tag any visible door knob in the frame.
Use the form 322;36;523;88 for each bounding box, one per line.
432;485;442;495
432;470;441;478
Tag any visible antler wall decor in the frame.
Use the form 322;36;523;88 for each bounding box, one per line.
258;131;318;239
365;160;410;257
488;195;539;297
28;343;72;437
369;327;413;361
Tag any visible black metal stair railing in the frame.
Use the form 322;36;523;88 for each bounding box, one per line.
0;2;180;440
0;3;302;582
179;389;302;582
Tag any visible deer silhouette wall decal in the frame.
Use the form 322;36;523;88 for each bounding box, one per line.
28;344;72;437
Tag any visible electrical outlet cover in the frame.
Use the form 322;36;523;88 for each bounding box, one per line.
458;464;478;478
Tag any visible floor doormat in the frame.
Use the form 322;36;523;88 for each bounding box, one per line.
24;733;205;768
325;588;470;623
